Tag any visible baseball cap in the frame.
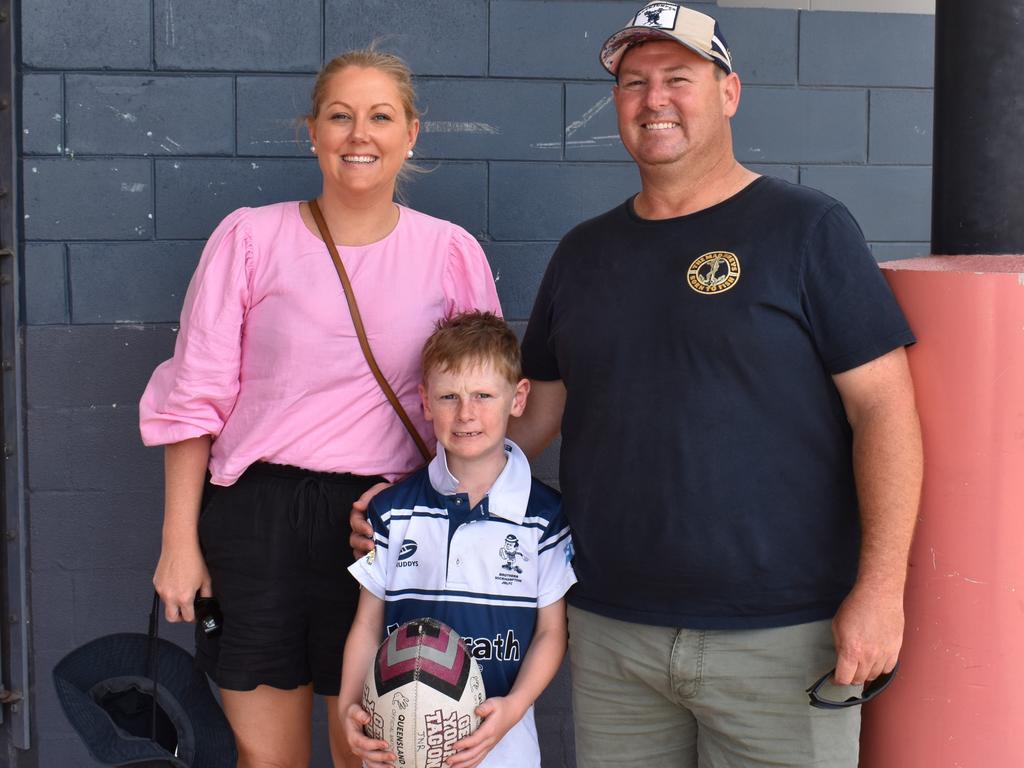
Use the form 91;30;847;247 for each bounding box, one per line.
600;2;733;77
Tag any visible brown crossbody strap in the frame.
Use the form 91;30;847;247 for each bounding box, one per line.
308;199;432;462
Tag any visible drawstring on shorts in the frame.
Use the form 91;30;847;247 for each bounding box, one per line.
290;475;331;556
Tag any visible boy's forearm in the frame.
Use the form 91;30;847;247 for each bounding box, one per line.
340;636;376;709
504;602;568;716
339;591;385;709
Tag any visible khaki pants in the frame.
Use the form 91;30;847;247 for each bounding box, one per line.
568;606;861;768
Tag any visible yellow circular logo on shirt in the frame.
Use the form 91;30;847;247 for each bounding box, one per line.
687;251;741;294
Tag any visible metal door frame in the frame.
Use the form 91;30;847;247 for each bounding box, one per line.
0;0;31;750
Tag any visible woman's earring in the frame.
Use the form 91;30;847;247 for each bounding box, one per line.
407;149;414;158
311;145;317;153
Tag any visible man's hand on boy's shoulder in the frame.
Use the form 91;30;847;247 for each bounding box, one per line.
349;481;391;558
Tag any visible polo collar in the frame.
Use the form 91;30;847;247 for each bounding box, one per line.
428;439;531;524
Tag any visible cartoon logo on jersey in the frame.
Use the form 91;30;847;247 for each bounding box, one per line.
495;534;529;585
499;535;528;574
686;251;741;294
396;539;419;568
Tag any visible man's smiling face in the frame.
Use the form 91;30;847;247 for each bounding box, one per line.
613;40;737;171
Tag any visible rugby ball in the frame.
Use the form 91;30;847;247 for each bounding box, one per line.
363;618;486;768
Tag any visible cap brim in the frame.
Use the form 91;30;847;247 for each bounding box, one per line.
600;27;715;76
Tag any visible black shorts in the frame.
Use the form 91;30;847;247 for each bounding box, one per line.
196;462;384;696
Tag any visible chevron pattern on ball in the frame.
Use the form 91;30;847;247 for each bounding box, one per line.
374;618;471;700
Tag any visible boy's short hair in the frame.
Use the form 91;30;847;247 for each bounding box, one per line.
421;311;522;386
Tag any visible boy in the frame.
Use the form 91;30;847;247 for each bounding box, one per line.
340;311;576;768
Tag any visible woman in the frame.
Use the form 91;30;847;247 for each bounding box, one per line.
140;49;500;768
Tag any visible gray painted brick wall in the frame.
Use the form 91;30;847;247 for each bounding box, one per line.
155;0;323;72
154;158;322;238
65;75;236;156
16;1;934;765
21;74;63;156
237;75;316;157
21;1;152;70
490;162;643;240
416;79;565;161
799;11;933;86
68;242;201;323
710;6;799;82
23;158;155;240
869;88;933;164
734;87;868;164
327;0;490;77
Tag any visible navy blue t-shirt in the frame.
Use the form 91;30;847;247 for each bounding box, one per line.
520;176;915;629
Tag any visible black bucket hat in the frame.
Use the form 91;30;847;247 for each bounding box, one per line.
52;596;236;767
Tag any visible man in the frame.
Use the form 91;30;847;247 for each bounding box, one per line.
509;3;922;766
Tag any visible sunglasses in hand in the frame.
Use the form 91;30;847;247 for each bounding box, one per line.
806;662;900;709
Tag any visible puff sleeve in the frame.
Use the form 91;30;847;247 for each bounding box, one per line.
442;225;502;317
139;208;255;446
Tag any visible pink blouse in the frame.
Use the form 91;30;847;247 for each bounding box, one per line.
139;201;501;485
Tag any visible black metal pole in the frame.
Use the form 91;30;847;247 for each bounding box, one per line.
931;0;1024;255
0;0;30;753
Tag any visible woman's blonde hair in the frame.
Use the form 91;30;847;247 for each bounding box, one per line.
307;48;419;123
306;47;424;196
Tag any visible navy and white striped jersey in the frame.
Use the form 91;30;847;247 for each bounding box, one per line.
349;439;576;767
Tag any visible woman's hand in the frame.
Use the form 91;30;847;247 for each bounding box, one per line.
153;538;212;623
342;702;396;768
349;481;391;558
447;697;522;768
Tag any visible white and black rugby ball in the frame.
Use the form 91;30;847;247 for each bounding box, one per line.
362;618;486;768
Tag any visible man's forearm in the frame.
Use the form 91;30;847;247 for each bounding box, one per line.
830;347;922;683
508;379;566;460
851;397;923;592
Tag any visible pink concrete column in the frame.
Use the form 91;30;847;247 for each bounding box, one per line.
860;256;1024;766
